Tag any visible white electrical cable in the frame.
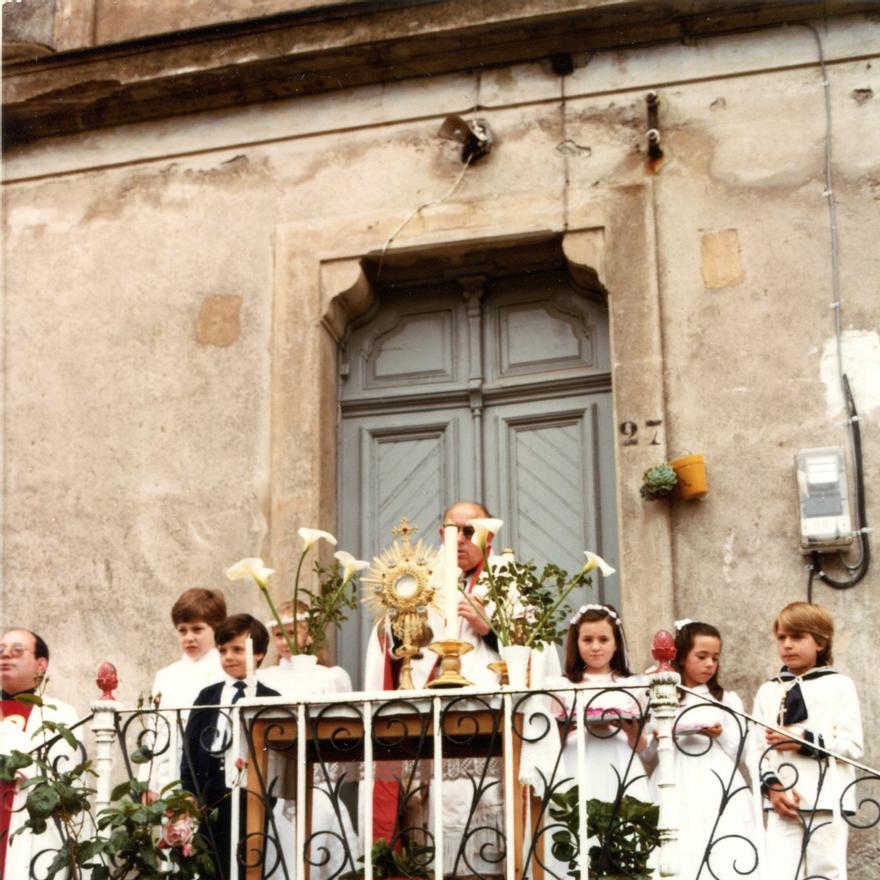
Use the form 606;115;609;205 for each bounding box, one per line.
376;68;482;281
377;154;473;277
802;22;868;577
803;24;845;401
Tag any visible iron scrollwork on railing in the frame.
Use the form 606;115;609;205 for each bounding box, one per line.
757;728;879;880
10;682;880;880
671;694;759;880
235;699;364;880
440;695;505;879
306;700;362;880
514;689;571;880
544;683;658;880
115;703;179;781
118;702;242;879
242;703;297;880
371;697;436;879
9;713;95;880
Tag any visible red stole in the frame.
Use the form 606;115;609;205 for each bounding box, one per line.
1;698;35;876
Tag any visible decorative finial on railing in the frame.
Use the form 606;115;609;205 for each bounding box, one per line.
651;630;676;672
96;661;119;700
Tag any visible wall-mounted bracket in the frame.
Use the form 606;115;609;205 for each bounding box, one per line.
646;91;663;160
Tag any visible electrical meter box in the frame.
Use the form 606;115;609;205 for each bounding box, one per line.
795;447;853;554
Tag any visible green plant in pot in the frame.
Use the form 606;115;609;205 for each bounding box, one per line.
549;786;659;879
340;837;433;880
639;464;678;501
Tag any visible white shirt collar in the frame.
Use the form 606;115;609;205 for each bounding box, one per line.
178;647;220;667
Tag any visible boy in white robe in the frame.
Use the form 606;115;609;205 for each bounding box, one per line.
140;588;226;795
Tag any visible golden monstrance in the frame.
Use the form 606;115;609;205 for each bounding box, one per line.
362;518;442;690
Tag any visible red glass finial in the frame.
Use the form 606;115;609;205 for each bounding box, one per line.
96;661;119;700
651;630;676;672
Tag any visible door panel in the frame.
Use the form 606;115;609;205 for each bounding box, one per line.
484;273;610;386
482;393;618;606
341;284;468;403
338;409;476;681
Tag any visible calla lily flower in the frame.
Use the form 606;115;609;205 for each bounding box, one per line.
298;528;338;550
334;550;370;585
468;518;504;552
582;551;616;577
226;558;275;590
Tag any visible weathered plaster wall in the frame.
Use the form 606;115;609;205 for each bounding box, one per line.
2;13;879;865
2;154;278;695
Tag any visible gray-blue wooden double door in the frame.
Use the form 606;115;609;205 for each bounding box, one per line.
338;270;618;685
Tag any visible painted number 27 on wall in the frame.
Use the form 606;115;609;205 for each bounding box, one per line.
619;420;662;446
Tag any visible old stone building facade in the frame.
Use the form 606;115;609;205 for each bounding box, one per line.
3;0;879;870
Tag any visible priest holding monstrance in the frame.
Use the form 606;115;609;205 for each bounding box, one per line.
363;501;527;877
364;500;502;692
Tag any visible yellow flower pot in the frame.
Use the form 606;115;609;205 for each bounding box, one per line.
670;454;708;501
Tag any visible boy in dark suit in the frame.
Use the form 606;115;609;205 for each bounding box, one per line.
181;614;279;880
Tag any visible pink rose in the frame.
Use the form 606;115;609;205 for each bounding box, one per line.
159;813;197;852
234;758;246;771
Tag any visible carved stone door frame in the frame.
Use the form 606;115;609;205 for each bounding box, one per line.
270;182;672;670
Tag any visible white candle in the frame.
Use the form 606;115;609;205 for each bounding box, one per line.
443;523;459;639
245;635;255;689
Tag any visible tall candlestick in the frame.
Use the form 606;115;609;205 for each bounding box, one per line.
245;636;255;690
443;523;459;639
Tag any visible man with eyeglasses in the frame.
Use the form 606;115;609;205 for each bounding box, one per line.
437;500;500;648
1;629;79;879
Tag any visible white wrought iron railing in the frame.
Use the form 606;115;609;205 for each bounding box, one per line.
5;638;878;880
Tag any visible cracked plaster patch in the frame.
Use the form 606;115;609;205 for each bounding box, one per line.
821;329;880;419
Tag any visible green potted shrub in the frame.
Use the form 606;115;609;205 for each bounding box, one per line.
549;786;659;880
340;837;434;880
640;456;708;501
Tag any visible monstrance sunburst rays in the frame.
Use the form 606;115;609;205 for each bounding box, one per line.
361;517;443;689
361;518;443;620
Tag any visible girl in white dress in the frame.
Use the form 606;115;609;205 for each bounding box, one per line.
557;604;651;805
651;620;760;880
545;605;653;879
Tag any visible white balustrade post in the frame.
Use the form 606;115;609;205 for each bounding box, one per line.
649;631;680;879
90;661;123;817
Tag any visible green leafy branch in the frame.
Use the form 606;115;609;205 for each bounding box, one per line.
302;559;360;653
1;702;214;880
464;554;596;648
340;836;434;880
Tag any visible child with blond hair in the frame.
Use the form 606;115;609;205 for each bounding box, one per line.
257;601;359;880
753;602;863;879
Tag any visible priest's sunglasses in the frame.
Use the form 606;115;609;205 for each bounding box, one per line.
446;524;475;539
0;643;33;657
